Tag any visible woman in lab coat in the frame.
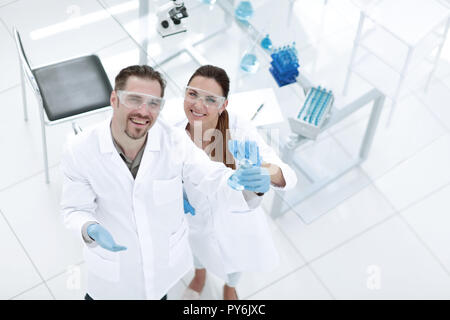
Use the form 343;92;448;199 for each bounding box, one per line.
179;65;297;300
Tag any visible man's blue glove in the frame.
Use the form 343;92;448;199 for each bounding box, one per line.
87;224;127;252
233;166;271;193
183;191;196;216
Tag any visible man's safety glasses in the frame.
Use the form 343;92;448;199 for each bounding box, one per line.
117;90;165;112
184;86;226;109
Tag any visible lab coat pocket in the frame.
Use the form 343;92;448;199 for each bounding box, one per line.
153;176;183;206
84;246;120;282
168;216;190;267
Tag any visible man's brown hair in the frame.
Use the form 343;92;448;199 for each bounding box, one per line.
114;65;167;97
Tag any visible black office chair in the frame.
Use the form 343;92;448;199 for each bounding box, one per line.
13;26;113;183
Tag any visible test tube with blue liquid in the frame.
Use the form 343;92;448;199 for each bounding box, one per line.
298;86;333;125
227;140;261;191
315;90;332;125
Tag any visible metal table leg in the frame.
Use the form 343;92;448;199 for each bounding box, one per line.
270;89;385;222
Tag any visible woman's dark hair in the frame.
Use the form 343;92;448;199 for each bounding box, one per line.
187;65;234;169
115;65;166;97
187;65;230;98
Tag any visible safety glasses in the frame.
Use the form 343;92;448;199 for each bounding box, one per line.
184;86;226;109
117;90;165;112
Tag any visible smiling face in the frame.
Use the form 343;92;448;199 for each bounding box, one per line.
111;76;162;140
184;76;228;130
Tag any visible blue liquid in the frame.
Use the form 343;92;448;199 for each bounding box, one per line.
235;1;254;21
240;53;260;73
261;35;273;51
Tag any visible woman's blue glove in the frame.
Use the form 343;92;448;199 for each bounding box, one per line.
183;198;196;216
87;224;127;252
233;166;271;193
183;191;196;216
228;139;269;192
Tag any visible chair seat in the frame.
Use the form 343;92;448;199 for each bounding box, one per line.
33;55;112;121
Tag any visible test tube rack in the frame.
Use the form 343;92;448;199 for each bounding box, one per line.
288;86;334;140
269;43;300;87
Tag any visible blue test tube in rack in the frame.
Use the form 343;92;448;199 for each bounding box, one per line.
269;42;300;87
315;90;333;126
292;86;334;140
303;86;321;121
308;88;326;123
297;87;314;119
298;86;334;125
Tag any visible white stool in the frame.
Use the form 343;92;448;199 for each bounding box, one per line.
343;0;450;125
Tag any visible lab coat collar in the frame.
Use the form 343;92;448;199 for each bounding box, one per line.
98;117;161;154
176;117;189;130
145;121;162;152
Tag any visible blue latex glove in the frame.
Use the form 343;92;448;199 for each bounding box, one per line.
228;140;262;166
183;191;196;216
233;166;271;193
87;224;127;252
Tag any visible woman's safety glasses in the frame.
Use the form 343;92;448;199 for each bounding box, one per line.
184;86;226;109
117;90;165;112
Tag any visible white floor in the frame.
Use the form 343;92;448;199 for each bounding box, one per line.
1;0;450;300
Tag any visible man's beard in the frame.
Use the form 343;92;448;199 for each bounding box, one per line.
125;127;147;140
124;114;152;140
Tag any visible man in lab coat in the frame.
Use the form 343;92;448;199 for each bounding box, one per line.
60;65;270;300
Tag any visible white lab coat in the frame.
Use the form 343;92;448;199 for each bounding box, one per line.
60;117;252;300
178;112;297;280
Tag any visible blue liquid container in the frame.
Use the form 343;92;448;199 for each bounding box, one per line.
261;34;273;51
240;53;260;73
269;43;300;87
235;1;254;22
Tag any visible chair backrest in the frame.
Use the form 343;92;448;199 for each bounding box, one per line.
13;26;113;122
13;26;41;95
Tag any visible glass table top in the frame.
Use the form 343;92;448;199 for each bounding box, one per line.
97;0;376;150
97;0;309;114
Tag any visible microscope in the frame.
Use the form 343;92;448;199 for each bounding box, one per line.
157;0;189;38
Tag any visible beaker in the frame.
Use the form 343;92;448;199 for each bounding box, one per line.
235;1;253;22
227;140;261;191
240;52;260;73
